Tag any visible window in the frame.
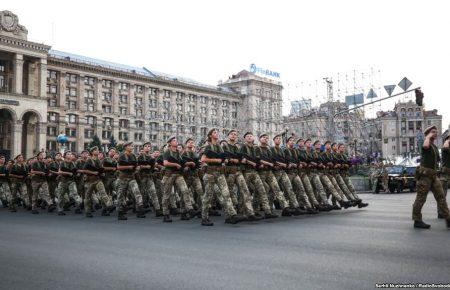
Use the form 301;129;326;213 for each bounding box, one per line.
149;122;158;131
134;133;143;141
47;127;57;136
408;121;414;131
102;105;112;113
47;98;57;107
135;109;143;117
85;90;95;99
149;99;157;108
200;96;207;104
47;70;57;80
149;111;157;119
190;126;196;134
102;92;112;102
416;121;422;131
86;116;96;126
46;141;57;151
201;117;207;124
135;121;144;128
211;99;218;106
119;132;129;141
164;90;171;97
164;124;172;131
150;134;157;141
47;112;59;122
119;119;129;128
427;120;431;126
65;88;77;97
103;118;113;127
188;116;195;124
65;73;77;84
47;84;57;94
102;79;112;88
222;100;228;107
163;101;170;109
189;105;195;113
102;130;112;139
409;137;415;151
201;107;207;114
119;82;129;90
200;127;207;136
149;87;158;96
135;85;144;94
119;95;128;104
68;142;77;152
188;94;196;102
231;112;237;118
176;115;183;122
163;112;169;120
177;104;183;112
119;107;127;115
84;129;94;138
232;102;238;109
135;97;143;106
176;92;184;102
65;128;77;137
84;76;95;86
65;114;77;124
86;103;95;112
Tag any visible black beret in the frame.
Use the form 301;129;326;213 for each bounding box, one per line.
313;140;321;146
166;136;176;144
185;138;194;144
259;133;269;139
142;142;151;147
243;132;253;138
89;146;99;153
424;125;437;136
273;134;282;141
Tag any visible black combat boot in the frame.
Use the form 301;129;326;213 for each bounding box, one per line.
281;207;293;217
225;214;243;224
306;207;318;214
118;211;127;220
332;204;341;210
170;208;180;216
209;209;221;216
85;212;93;218
108;206;116;213
201;218;214;226
446;219;450;228
31;209;39;214
437;213;444;219
0;199;8;208
136;207;146;218
10;208;17;213
264;212;279;219
47;204;56;213
414;220;431;229
180;212;190;220
246;214;263;221
163;215;172;222
94;203;102;210
358;202;369;208
101;208;110;216
58;211;66;216
294;207;307;215
74;207;82;214
155;209;163;217
339;200;351;209
188;209;199;219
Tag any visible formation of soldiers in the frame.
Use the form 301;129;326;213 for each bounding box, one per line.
0;128;369;226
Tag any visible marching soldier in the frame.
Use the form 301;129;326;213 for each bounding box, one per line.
182;138;203;212
116;142;146;220
8;154;29;212
413;126;450;229
102;147;118;199
438;135;450;219
56;151;82;215
0;155;11;208
337;143;367;205
30;151;55;214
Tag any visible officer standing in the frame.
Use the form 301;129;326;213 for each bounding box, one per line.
412;125;450;229
439;135;450;219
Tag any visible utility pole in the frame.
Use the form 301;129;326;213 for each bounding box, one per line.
324;77;335;141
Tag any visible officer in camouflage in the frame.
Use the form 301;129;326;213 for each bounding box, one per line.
30;151;55;214
55;151;82;215
438;135;450;218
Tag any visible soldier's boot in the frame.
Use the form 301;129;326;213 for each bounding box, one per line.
188;209;199;219
281;207;293;217
94;203;102;210
58;211;66;216
136;207;146;218
414;220;431;229
339;200;351;209
201;218;214;226
101;208;110;216
108;206;116;213
306;207;319;214
317;204;329;212
254;212;263;219
155;209;164;217
47;204;56;213
31;209;39;214
358;202;369;208
74;207;82;214
85;212;93;218
63;204;71;211
163;215;173;223
438;213;444;219
225;214;245;224
332;204;342;210
246;214;263;221
209;209;221;216
264;212;279;219
180;212;190;220
446;219;450;228
10;208;17;213
291;207;306;216
27;205;32;211
170;208;180;216
118;211;127;220
1;199;8;208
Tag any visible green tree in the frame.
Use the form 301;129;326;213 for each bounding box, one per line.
89;134;102;150
108;134;117;149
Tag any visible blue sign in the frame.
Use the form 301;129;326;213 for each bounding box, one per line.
249;64;280;78
345;93;364;106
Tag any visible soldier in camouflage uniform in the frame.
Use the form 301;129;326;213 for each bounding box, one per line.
182;139;203;212
296;139;321;212
438;135;450;219
102;148;118;200
240;132;278;219
200;129;245;226
83;146;114;218
8;154;29;211
162;137;197;222
412;126;450;229
337;144;366;204
56;151;82;215
222;130;261;220
116;142;146;220
30;151;55;214
75;150;89;206
47;153;61;204
138;142;163;217
0;155;11;208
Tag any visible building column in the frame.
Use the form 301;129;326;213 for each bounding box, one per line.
12;120;23;158
37;122;47;153
37;58;47;98
13;54;24;94
27;61;36;96
59;71;67;108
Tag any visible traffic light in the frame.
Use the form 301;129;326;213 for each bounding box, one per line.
415;89;424;106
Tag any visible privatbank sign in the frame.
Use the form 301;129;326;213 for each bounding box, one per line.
249;64;280;78
0;99;19;106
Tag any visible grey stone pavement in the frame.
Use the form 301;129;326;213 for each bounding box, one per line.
0;192;449;290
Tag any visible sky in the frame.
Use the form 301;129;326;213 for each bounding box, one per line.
5;0;450;127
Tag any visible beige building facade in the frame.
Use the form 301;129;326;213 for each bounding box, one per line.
0;10;282;159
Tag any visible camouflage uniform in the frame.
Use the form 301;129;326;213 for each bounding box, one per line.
413;143;450;221
102;157;117;199
308;150;330;205
282;147;312;209
162;149;193;215
297;148;320;207
339;153;360;200
137;152;160;210
30;160;52;210
321;151;350;203
0;164;11;206
116;152;144;213
317;150;345;203
9;163;29;210
182;150;203;208
83;157;112;214
202;142;237;219
240;143;273;215
47;160;59;202
439;147;449;217
56;160;81;212
75;159;86;201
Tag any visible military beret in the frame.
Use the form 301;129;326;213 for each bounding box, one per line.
259;133;269;139
142;142;151;147
324;140;331;145
286;136;295;143
166;136;176;144
305;138;311;143
331;142;337;148
81;150;89;154
89;146;99;153
273;134;282;141
243;132;253;138
14;154;22;160
36;151;45;157
228;129;237;136
313;140;321;146
123;142;133;148
185;138;194;144
296;138;304;144
63;151;72;158
107;147;116;154
338;143;344;147
424;125;437;136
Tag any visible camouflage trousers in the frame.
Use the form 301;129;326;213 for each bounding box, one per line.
244;169;272;214
439;170;449;216
48;179;57;201
184;173;204;208
308;172;329;205
319;173;343;203
162;173;193;215
31;179;52;210
10;180;29;209
341;171;359;200
299;172;320;207
335;173;358;201
84;178;112;213
104;175;116;199
56;180;81;211
202;171;237;219
285;171;312;209
117;177;143;212
76;177;85;200
259;170;289;209
327;173;349;203
226;171;255;216
413;174;450;221
272;170;299;209
139;174;160;210
0;181;12;204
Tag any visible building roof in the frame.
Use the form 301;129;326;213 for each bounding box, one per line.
48;49;234;94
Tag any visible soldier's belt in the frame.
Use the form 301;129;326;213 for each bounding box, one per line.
226;166;239;174
204;166;226;174
417;166;438;178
